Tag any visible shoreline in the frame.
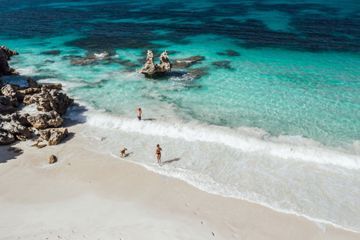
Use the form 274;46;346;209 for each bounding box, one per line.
1;121;359;239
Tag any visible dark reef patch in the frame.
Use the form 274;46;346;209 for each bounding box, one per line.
41;50;61;56
216;50;241;57
212;60;233;70
0;0;359;53
172;56;205;69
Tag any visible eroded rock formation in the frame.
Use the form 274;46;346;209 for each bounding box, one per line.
140;50;172;77
0;46;18;76
0;62;73;146
23;84;73;115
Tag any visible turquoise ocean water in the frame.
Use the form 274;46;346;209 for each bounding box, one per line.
1;0;360;232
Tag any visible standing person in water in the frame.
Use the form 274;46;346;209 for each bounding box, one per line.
155;144;162;165
136;107;142;121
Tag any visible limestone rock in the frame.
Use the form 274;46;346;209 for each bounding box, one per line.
140;50;172;77
18;87;41;95
1;84;18;97
27;111;63;129
41;83;63;90
48;154;57;164
0;113;32;141
40;128;68;145
23;86;73;115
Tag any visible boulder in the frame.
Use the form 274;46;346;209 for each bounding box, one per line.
48;154;57;164
39;128;68;145
27;111;63;129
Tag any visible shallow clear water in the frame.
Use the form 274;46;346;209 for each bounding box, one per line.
1;0;360;232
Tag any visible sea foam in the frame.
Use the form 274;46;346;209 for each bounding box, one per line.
83;111;360;170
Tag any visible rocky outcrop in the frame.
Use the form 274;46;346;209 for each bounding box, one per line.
0;46;18;76
0;48;73;148
140;50;172;77
23;84;73;115
0;113;32;144
39;128;68;145
27;111;63;129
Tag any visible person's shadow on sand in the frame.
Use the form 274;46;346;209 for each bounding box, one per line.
122;152;134;158
142;118;156;121
161;158;181;165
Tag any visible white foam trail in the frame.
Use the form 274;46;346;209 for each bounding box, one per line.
17;67;37;75
83;111;360;170
93;52;109;60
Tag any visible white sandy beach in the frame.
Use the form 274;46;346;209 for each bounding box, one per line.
0;122;359;240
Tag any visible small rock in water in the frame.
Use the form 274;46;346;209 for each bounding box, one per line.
48;154;57;164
